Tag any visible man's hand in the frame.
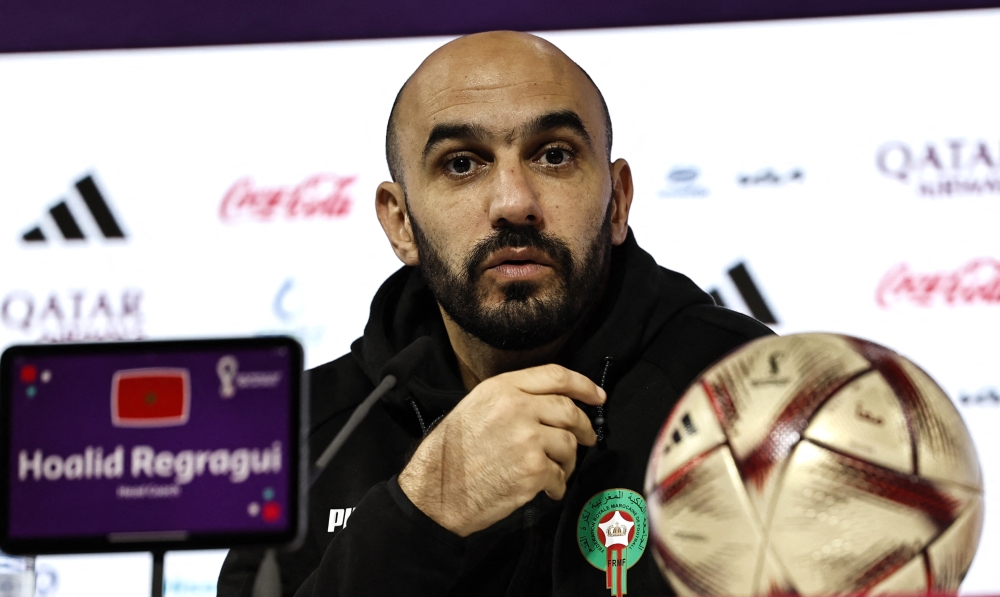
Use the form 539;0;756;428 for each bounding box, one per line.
397;364;606;537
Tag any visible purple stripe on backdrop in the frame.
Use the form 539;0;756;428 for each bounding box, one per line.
2;0;1000;54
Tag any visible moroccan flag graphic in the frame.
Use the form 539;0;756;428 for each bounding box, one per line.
112;369;190;427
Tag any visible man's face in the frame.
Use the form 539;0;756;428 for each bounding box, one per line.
385;34;627;350
410;196;612;350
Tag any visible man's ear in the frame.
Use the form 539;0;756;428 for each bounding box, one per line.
375;181;420;266
609;159;634;246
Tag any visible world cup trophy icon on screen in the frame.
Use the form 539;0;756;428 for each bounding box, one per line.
644;333;983;595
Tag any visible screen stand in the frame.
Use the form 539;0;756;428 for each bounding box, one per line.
251;548;281;597
152;550;165;597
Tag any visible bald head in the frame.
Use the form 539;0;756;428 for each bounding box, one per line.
385;31;612;184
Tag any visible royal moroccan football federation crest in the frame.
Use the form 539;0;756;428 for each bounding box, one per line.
577;489;649;597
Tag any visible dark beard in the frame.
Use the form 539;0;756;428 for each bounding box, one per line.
410;203;613;351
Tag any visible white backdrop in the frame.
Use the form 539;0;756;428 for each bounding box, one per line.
1;8;999;595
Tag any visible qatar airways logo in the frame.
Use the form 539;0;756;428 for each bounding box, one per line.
877;139;1000;197
876;258;1000;308
220;173;355;222
1;289;144;342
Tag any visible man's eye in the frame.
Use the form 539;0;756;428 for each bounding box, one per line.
446;156;476;175
540;148;571;165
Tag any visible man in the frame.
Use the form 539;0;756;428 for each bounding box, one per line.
218;31;771;597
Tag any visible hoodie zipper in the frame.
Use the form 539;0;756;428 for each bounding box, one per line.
408;397;447;438
408;398;428;436
503;356;616;596
505;494;544;597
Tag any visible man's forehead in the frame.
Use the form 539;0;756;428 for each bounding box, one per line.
415;80;586;131
398;33;600;138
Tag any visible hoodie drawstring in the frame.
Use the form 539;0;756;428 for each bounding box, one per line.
595;356;614;445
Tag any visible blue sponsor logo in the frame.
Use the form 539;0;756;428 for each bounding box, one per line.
257;278;324;349
659;166;708;198
737;168;804;186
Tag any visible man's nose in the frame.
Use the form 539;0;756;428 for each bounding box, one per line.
487;163;543;228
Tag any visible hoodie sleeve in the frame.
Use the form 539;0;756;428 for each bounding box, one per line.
293;476;467;597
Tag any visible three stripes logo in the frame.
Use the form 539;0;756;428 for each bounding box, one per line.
21;175;126;243
707;261;779;325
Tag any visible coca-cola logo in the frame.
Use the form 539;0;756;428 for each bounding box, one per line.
876;139;1000;197
1;289;145;342
876;258;1000;308
220;173;355;223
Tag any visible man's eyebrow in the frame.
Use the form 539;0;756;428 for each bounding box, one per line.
421;122;492;161
520;110;593;149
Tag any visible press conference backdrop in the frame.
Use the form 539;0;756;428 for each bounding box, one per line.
2;8;999;596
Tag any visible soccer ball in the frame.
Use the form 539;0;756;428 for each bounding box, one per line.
644;333;983;596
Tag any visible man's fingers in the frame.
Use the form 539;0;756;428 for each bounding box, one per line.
539;426;579;475
541;458;569;501
506;364;607;406
534;395;597;446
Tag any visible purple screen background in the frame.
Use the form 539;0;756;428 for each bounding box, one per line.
7;347;293;539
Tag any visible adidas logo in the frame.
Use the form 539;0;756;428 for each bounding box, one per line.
708;261;778;325
21;175;126;243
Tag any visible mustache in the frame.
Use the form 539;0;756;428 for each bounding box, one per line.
463;225;574;280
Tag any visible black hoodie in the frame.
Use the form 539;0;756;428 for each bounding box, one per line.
217;231;772;597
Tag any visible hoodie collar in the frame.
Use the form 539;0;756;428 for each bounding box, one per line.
560;230;712;382
352;229;713;421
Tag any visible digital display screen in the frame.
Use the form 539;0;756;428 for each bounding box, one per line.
0;338;304;554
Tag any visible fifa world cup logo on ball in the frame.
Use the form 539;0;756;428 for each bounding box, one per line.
644;333;984;597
